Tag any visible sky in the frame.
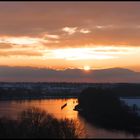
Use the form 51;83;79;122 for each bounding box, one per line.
0;2;140;82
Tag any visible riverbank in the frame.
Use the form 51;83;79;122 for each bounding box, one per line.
0;95;78;101
0;107;80;139
0;98;139;138
76;87;140;136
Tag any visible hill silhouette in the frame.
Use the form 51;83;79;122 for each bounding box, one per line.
0;66;140;82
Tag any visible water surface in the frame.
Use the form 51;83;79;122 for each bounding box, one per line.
0;98;139;138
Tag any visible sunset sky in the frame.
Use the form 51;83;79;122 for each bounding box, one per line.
1;2;140;82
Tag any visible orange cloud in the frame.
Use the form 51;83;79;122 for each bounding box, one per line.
79;28;91;34
62;27;77;35
44;34;60;39
0;43;13;49
0;50;42;57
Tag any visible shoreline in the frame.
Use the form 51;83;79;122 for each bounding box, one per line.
0;96;78;101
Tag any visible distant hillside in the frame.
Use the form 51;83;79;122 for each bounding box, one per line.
0;66;140;82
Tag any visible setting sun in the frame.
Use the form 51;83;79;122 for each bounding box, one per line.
84;65;91;71
0;2;140;81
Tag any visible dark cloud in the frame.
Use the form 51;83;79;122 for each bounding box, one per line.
0;66;140;82
57;27;140;47
0;2;140;46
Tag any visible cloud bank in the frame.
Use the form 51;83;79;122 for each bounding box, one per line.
0;2;140;46
0;2;140;71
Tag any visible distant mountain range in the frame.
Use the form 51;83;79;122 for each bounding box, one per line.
0;66;140;83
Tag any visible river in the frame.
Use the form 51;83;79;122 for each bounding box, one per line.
0;98;139;138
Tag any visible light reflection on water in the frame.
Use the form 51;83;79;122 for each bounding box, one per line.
0;98;140;138
0;98;78;120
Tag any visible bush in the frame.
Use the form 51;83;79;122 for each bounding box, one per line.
0;107;82;139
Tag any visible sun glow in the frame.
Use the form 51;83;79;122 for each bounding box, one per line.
84;65;91;71
42;46;124;60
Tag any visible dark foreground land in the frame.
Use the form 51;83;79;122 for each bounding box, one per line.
1;82;140;100
1;83;140;138
75;86;140;136
0;107;83;139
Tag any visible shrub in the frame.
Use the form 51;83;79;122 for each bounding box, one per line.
0;107;82;139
